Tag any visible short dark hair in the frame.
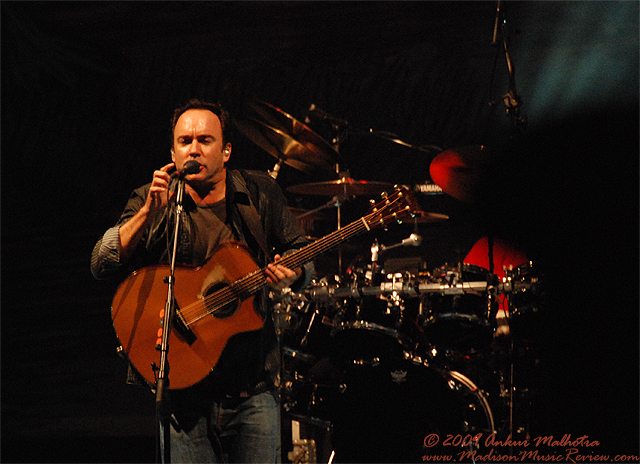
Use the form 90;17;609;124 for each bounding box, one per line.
171;99;232;145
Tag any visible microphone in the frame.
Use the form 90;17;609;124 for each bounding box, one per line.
402;233;423;247
379;233;423;251
173;160;201;178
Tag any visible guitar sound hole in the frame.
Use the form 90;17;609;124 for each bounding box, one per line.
204;283;240;319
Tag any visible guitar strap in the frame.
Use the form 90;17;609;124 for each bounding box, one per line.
231;170;273;264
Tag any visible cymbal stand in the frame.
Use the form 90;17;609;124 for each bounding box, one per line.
329;120;348;277
269;158;284;179
295;195;345;220
307;102;440;154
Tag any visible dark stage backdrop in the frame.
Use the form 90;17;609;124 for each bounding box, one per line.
2;2;638;462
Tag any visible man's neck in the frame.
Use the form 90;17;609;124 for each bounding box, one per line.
185;177;226;205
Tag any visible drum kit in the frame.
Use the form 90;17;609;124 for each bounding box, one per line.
236;102;544;463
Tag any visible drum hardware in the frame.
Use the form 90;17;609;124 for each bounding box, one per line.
288;430;317;464
379;232;422;251
279;270;542;459
304;103;443;155
502;261;542;318
306;279;495;301
285;414;334;464
270;139;542;453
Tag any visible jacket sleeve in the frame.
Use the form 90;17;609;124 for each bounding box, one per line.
258;173;316;291
90;185;150;280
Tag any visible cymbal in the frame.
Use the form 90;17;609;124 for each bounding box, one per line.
235;117;337;175
238;101;339;175
429;145;492;204
370;130;443;154
287;178;394;197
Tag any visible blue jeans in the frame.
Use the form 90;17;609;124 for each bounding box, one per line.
168;391;280;463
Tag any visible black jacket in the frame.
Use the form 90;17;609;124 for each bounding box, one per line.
91;169;314;403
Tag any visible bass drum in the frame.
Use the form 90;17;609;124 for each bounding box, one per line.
421;264;493;358
328;356;495;463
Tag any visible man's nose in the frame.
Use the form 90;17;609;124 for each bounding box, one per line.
188;141;202;157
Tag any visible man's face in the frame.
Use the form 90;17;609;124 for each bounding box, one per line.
172;109;231;184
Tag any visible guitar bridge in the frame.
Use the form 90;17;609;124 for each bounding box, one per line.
173;303;197;345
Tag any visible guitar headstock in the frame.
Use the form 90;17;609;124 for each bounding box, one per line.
366;186;421;229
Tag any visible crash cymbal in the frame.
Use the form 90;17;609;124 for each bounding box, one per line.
235;117;337;175
429;145;492;204
241;101;340;174
287;178;394;197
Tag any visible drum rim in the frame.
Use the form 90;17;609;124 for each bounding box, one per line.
333;320;403;340
446;370;496;433
423;312;491;327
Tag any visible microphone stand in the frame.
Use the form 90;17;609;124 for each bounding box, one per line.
493;0;527;132
156;176;188;464
491;1;525;447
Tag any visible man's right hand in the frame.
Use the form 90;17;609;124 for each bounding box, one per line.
119;163;175;262
143;163;176;219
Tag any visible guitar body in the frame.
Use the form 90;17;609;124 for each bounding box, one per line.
110;186;419;390
111;242;264;390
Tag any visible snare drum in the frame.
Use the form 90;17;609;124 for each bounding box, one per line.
421;264;493;356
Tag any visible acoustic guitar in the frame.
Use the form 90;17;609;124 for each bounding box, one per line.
111;186;419;389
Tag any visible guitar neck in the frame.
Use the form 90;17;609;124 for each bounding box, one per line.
278;215;373;271
232;187;415;297
233;214;372;297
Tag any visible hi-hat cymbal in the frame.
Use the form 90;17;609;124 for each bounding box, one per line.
287;178;394;197
235;101;339;175
429;145;493;204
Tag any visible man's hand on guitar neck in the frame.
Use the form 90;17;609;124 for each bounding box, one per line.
265;254;302;291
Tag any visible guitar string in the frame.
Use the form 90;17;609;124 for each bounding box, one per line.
176;192;411;326
177;193;412;326
178;210;414;325
177;217;369;326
